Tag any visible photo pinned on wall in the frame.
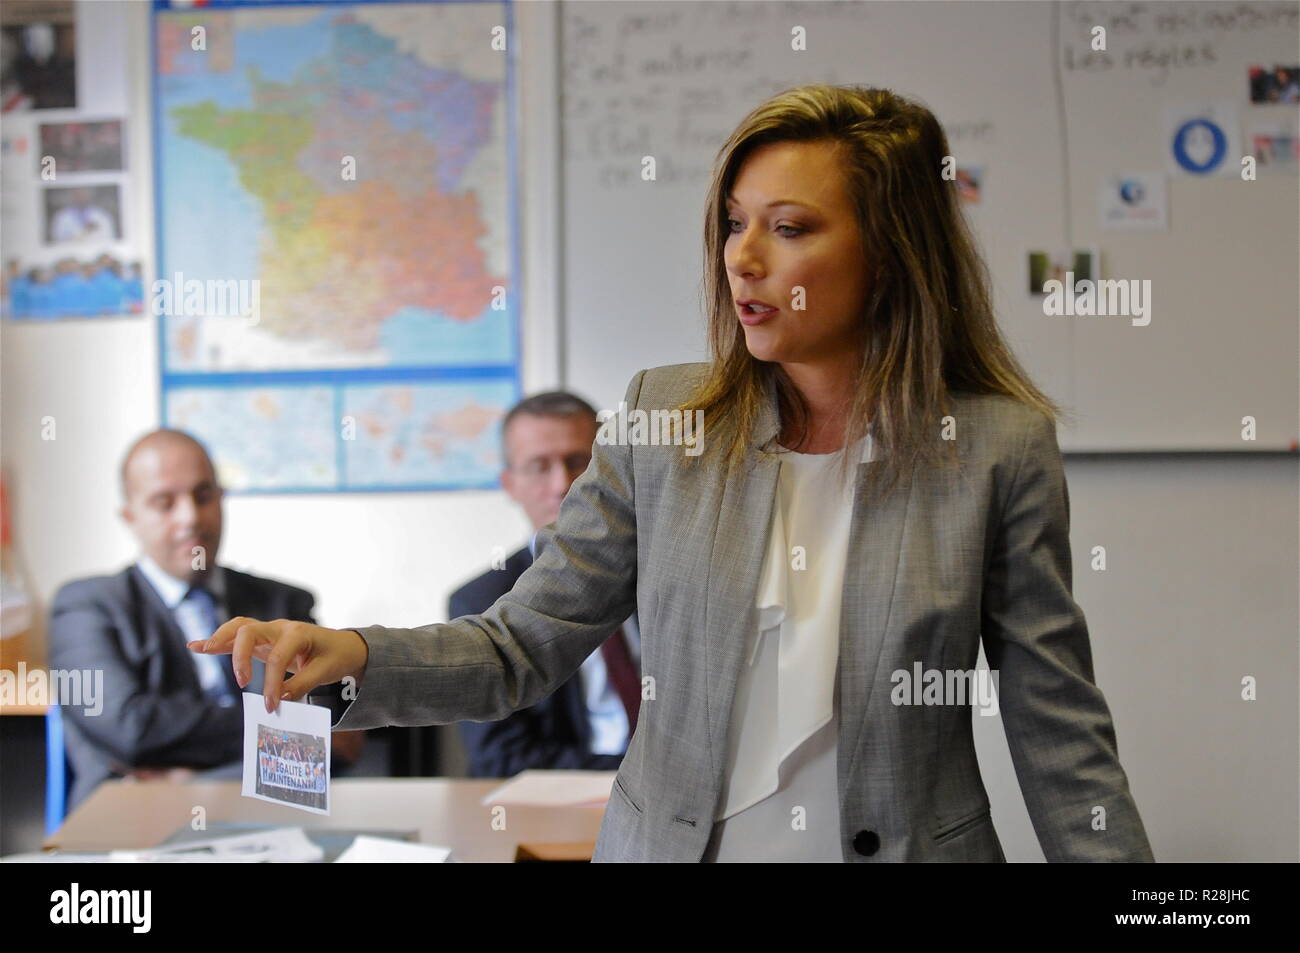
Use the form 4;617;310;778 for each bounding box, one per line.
1;3;141;324
1;253;145;320
0;1;76;113
1027;249;1099;298
1248;64;1300;105
1099;173;1168;231
242;694;332;816
43;182;121;244
954;165;983;205
1243;117;1299;174
38;118;125;173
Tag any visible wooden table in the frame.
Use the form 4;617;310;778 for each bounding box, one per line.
44;778;608;862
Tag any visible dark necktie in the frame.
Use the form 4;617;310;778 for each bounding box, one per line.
182;584;238;706
599;625;641;736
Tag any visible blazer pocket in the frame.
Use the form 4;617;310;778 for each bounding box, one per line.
933;804;991;843
612;776;644;816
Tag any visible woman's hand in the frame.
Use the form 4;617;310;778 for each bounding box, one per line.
187;617;369;713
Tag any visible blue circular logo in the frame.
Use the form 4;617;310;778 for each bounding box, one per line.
1172;118;1228;174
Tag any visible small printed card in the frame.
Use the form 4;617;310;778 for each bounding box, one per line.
242;694;331;815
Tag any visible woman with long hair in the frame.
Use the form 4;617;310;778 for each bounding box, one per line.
193;85;1152;862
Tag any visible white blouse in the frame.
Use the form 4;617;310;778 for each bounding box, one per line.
703;432;874;862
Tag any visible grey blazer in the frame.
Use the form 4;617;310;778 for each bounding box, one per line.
327;361;1154;862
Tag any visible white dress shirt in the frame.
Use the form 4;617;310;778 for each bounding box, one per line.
705;432;874;861
135;555;237;706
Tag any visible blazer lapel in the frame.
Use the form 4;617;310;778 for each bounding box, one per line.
839;454;917;785
701;374;783;789
701;371;917;797
702;450;779;790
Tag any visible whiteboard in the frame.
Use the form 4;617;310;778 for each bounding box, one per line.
555;0;1299;451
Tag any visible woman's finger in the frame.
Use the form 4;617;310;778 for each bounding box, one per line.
280;655;335;705
262;624;310;713
231;620;262;688
226;618;278;688
189;615;255;655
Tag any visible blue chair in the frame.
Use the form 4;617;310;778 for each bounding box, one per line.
45;705;72;836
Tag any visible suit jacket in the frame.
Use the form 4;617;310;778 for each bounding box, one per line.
49;563;316;811
449;547;625;777
328;362;1154;862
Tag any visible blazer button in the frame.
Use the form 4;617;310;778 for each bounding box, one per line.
852;830;880;856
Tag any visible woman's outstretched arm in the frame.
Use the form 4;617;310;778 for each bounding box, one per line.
193;369;648;730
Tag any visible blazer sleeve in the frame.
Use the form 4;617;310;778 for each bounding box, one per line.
48;583;243;769
448;588;621;777
328;369;647;731
979;410;1155;862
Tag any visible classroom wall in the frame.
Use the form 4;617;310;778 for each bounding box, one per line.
2;0;567;638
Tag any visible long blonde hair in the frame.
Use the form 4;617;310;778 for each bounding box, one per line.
675;84;1065;499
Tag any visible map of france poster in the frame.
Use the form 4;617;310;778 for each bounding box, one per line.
153;0;519;492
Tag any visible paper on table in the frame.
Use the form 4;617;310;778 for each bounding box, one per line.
3;829;324;864
109;827;324;863
1;852;116;863
334;836;452;863
480;770;616;807
242;694;332;815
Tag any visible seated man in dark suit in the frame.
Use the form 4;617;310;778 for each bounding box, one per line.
450;392;641;778
49;428;363;811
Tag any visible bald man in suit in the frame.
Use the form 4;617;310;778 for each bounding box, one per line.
49;429;362;810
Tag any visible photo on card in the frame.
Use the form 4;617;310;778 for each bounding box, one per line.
242;694;331;815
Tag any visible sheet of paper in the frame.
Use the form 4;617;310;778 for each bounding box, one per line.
334;836;452;863
242;694;331;815
1;852;116;863
109;827;324;863
159;822;419;863
1098;172;1168;231
480;770;616;807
